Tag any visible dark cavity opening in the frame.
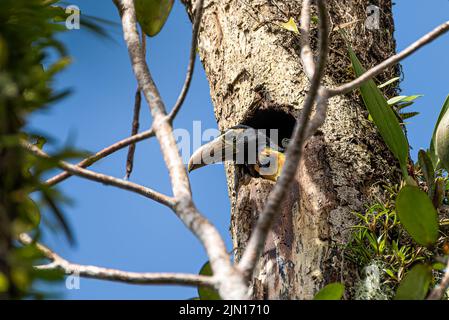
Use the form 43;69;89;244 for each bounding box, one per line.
242;109;296;146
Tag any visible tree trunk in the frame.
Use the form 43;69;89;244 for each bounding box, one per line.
184;0;401;299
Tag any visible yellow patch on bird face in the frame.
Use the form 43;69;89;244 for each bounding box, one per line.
254;148;285;182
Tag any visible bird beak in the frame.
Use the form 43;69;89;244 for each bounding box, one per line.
187;133;235;172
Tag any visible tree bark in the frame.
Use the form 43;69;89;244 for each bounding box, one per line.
184;0;401;299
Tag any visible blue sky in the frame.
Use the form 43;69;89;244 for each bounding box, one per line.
29;0;449;299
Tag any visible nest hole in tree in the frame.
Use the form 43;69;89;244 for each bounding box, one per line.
242;109;296;147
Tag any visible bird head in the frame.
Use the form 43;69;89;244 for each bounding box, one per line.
188;125;285;181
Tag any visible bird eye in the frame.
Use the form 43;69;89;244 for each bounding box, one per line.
258;156;271;168
281;138;290;149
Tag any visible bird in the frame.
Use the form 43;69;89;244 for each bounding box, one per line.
188;125;286;182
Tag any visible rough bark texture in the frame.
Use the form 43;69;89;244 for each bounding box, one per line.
184;0;401;299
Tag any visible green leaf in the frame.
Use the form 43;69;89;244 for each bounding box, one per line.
384;268;398;281
378;77;400;89
197;262;221;300
13;197;41;235
313;283;345;300
396;101;414;110
418;149;435;198
430;95;449;168
348;47;409;176
34;136;47;150
81;14;118;39
432;177;445;209
396;185;439;247
434;95;449;172
32;268;64;282
388;95;423;106
402;95;423;103
280;17;299;34
135;0;174;37
46;57;71;77
400;112;419;120
394;264;432;300
0;273;9;293
432;262;446;271
49;6;113;39
387;96;407;106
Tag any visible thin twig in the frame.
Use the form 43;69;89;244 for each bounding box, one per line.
22;141;174;208
125;89;142;179
238;0;330;278
328;20;449;96
19;234;213;287
168;0;205;122
125;32;146;180
46;128;155;187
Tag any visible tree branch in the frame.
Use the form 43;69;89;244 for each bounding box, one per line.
299;0;315;80
168;0;205;122
328;20;449;96
45;128;155;187
114;0;248;299
238;0;330;278
305;88;329;139
18;234;213;288
22;141;174;208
